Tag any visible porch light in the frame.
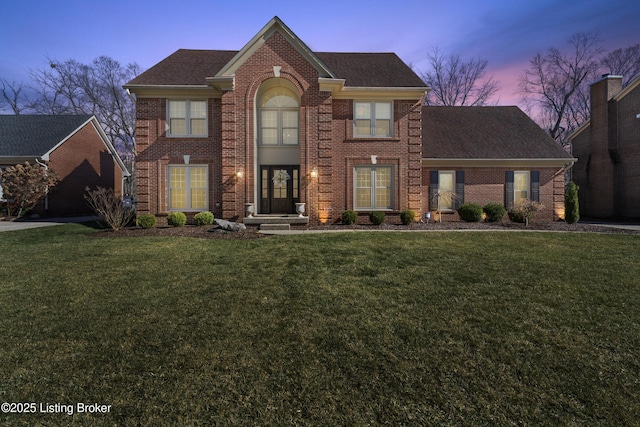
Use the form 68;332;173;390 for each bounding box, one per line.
310;167;318;179
183;155;190;164
236;168;244;178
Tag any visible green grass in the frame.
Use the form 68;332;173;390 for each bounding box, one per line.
1;224;639;426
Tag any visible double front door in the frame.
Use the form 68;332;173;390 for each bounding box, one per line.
260;165;299;214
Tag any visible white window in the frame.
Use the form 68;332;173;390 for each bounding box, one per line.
438;171;455;211
514;171;530;203
354;166;393;210
260;87;299;146
167;165;208;211
354;101;393;137
167;100;207;136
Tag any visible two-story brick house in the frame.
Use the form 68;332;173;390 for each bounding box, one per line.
125;16;574;226
570;75;640;219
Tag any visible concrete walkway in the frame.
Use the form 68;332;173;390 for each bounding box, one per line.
580;221;640;232
0;216;98;232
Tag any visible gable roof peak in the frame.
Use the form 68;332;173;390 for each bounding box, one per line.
214;16;335;79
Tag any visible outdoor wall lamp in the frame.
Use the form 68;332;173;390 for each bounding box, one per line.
371;155;378;164
310;167;318;179
236;168;244;179
183;155;190;164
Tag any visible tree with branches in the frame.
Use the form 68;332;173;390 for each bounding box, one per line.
0;79;28;114
28;56;142;158
518;32;604;143
0;161;59;218
420;48;500;106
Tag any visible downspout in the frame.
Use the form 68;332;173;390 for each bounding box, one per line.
35;158;49;215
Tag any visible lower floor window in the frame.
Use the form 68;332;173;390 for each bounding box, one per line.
437;171;455;210
514;171;530;202
168;165;208;211
354;166;393;210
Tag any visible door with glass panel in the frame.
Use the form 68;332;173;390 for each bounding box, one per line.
260;165;299;214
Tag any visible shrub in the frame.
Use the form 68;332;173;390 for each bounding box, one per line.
84;187;135;231
565;181;580;224
194;211;214;226
508;199;544;226
136;214;156;229
370;211;385;225
400;209;416;225
507;207;526;223
457;203;483;222
342;210;357;225
167;211;187;227
1;161;59;217
483;203;506;222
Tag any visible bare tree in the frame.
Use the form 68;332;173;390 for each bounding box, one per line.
601;44;640;86
0;79;28;114
29;56;141;157
519;32;603;142
420;48;500;106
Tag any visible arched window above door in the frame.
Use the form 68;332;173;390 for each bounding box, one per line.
259;85;299;146
261;87;298;108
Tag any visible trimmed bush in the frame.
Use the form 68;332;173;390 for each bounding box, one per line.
370;211;385;225
483;203;506;222
508;200;543;226
507;207;526;223
342;210;357;225
565;181;580;224
194;211;214;226
400;209;416;225
136;214;157;229
167;211;187;227
457;203;483;222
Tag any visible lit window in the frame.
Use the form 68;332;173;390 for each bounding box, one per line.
438;171;455;211
260;87;299;146
514;171;530;203
168;100;207;136
354;101;392;137
168;165;208;211
354;166;393;210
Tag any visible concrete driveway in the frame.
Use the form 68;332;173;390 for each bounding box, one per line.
0;216;98;232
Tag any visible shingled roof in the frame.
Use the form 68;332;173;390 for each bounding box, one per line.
0;114;93;157
422;106;574;160
127;49;426;88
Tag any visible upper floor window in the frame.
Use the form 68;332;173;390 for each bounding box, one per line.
354;101;393;138
260;87;299;146
167;100;207;137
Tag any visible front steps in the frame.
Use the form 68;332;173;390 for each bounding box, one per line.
258;223;291;231
243;214;308;227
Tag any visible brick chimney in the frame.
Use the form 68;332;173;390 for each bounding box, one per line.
588;74;623;218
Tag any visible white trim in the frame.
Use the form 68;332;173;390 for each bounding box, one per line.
421;158;575;168
43;116;130;176
215;16;336;79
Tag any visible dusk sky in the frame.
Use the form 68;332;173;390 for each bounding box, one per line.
2;0;639;108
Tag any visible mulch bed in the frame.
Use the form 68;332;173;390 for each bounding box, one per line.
91;220;640;239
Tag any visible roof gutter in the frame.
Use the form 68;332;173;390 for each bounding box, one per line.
35;158;50;215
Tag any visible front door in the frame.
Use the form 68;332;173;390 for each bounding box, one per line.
260;165;299;214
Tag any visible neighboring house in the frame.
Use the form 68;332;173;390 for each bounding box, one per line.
0;114;130;216
125;16;574;226
569;75;640;219
422;106;575;221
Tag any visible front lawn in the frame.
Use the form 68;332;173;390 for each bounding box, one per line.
1;224;639;426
